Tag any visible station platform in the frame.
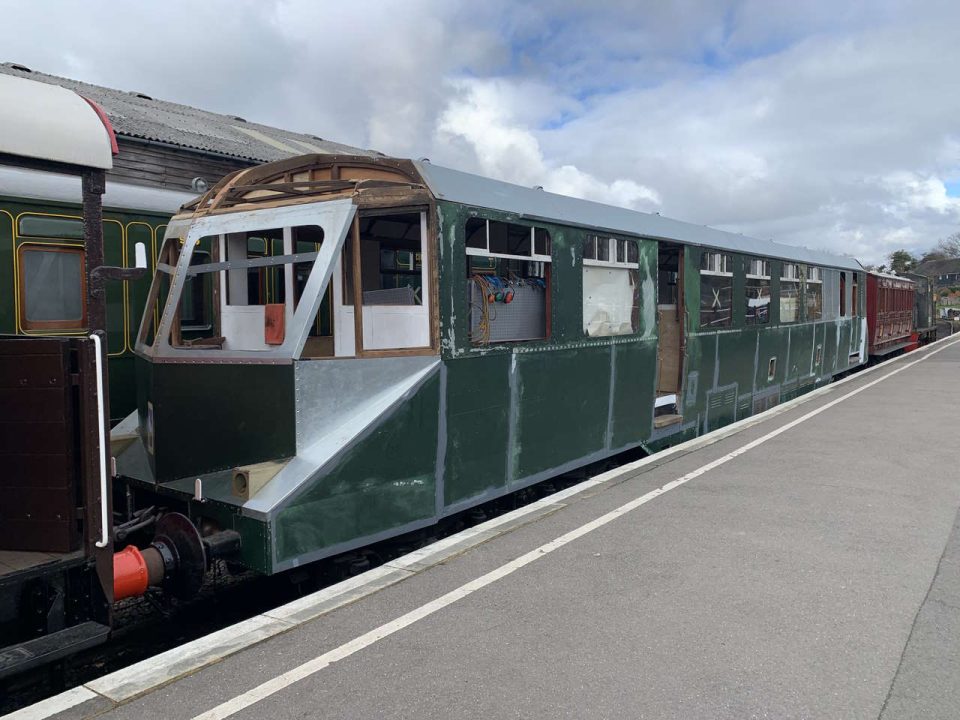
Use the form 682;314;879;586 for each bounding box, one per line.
14;337;960;720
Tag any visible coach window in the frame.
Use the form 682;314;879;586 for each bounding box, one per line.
17;244;86;330
17;215;84;240
780;263;800;323
700;251;732;328
745;258;771;325
804;266;823;321
466;218;551;345
582;236;639;336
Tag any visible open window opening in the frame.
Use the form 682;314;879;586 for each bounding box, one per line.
700;251;733;328
804;266;823;321
466;217;551;345
154;227;324;352
745;258;771;325
582;235;640;337
655;243;684;427
335;210;431;354
780;262;801;323
17;244;86;330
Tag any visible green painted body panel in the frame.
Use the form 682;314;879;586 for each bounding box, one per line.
514;347;610;477
138;357;296;483
443;354;511;505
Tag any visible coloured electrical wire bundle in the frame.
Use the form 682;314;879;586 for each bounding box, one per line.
469;274;546;344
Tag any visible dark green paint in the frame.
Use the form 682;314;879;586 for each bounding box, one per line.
139;357;296;483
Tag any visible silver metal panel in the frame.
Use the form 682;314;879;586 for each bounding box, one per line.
415;161;862;271
241;355;441;517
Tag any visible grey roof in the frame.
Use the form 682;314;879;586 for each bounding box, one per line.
415;160;863;271
914;258;960;277
0;62;377;162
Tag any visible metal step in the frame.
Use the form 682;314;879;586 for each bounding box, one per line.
0;621;110;679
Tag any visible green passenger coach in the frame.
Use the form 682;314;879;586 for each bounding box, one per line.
0;197;170;422
112;154;866;579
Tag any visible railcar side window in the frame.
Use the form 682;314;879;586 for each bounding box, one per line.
805;266;823;321
699;252;732;328
582;236;640;337
780;263;801;323
852;273;859;316
745;258;771;325
17;245;86;330
466;218;551;345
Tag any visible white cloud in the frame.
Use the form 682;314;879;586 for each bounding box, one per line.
436;78;660;210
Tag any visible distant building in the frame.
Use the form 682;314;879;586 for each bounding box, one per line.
912;258;960;289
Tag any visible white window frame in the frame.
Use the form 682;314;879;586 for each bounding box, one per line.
583;236;639;269
465;219;552;263
782;263;800;281
806;266;823;283
701;251;732;276
747;259;771;280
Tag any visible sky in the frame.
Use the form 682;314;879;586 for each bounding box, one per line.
4;0;960;265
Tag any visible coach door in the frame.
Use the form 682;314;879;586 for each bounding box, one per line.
655;243;684;428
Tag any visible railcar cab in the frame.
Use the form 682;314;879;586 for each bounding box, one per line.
130;157;439;485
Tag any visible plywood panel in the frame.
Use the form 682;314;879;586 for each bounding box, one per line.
657;306;681;394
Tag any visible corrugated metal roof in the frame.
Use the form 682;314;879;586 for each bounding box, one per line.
414;160;863;271
0;63;377;162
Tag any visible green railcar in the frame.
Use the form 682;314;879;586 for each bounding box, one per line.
113;155;867;579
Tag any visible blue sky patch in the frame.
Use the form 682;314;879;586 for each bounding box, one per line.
945;180;960;198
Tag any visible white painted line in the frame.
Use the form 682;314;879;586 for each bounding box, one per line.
192;336;960;720
2;686;99;720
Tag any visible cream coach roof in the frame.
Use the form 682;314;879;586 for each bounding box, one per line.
0;73;114;170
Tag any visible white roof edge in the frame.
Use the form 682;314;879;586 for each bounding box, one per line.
0;165;194;213
414;160;863;272
0;73;113;170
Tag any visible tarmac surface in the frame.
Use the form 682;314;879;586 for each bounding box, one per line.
15;337;960;720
